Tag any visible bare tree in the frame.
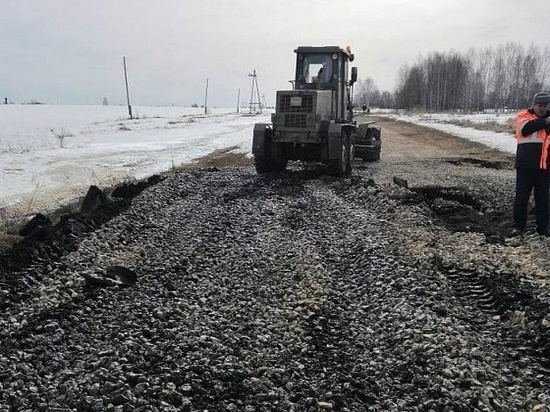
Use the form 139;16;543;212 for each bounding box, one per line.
355;78;378;107
395;65;425;109
393;42;550;112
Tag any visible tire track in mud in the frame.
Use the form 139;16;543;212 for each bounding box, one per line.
365;170;550;365
406;181;549;345
436;260;550;371
340;147;550;371
294;175;550;408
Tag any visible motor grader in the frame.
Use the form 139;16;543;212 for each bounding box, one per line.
252;45;381;176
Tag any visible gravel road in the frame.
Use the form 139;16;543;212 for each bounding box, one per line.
0;117;549;411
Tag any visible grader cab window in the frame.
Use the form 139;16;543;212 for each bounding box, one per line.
299;54;337;86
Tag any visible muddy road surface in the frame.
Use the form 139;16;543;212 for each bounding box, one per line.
1;117;549;411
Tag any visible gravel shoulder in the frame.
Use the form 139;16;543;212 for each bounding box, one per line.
0;117;549;411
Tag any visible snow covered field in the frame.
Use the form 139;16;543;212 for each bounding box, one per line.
0;105;269;216
0;104;517;220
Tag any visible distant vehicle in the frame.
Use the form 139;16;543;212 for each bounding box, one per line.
252;45;382;176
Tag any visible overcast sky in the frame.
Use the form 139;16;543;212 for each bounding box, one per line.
2;0;549;107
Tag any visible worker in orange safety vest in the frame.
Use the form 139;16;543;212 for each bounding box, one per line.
513;92;550;236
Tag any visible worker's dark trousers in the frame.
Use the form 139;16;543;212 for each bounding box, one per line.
513;168;550;232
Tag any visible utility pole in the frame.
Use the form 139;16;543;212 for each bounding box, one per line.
123;56;133;119
249;73;254;113
204;78;209;115
236;88;240;113
248;69;262;114
255;73;262;112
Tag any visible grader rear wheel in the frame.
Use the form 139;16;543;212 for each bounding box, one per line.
328;131;351;177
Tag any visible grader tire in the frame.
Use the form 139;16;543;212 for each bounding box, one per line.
328;132;351;177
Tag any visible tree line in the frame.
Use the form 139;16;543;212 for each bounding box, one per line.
355;42;550;112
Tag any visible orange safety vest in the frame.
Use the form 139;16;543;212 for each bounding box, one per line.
515;109;550;169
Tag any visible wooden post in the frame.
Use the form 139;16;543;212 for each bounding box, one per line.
123;56;133;119
204;78;209;115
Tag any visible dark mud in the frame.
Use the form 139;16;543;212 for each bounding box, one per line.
445;157;511;170
407;185;512;238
